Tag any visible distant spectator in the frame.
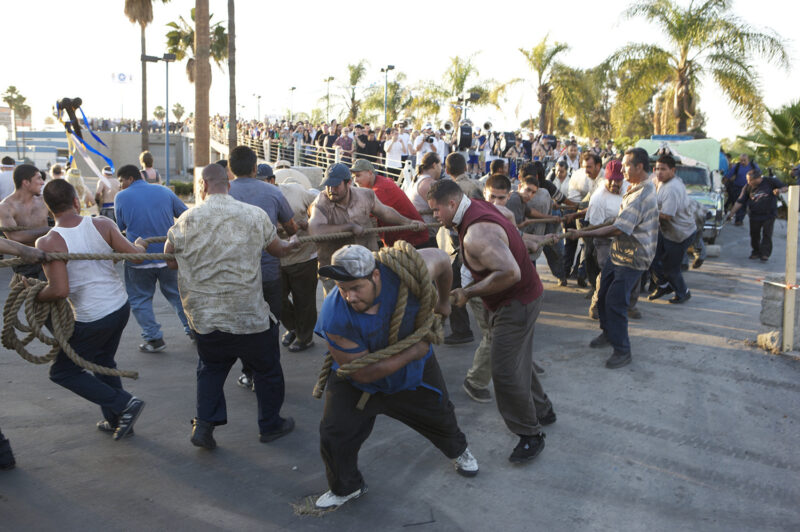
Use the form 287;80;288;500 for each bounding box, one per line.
139;151;162;184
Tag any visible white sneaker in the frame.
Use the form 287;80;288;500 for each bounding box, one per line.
453;447;479;477
314;485;367;509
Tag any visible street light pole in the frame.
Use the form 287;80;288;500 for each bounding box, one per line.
253;94;261;121
324;76;334;122
380;65;395;127
289;86;296;122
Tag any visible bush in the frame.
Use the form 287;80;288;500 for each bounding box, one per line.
172;181;194;197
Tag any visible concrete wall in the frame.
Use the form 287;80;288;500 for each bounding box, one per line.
72;132;191;181
760;272;800;350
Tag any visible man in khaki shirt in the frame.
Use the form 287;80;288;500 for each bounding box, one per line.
309;163;426;295
165;164;300;450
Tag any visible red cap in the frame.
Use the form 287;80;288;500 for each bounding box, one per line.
605;159;624;181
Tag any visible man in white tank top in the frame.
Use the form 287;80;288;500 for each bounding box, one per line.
34;179;149;440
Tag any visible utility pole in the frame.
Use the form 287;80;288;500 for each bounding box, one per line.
380;65;395;127
324;76;334;122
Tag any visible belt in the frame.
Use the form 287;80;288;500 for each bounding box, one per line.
102;203;114;208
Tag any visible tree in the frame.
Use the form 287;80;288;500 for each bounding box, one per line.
2;86;31;159
153;105;166;121
172;102;185;121
342;60;369;122
165;8;228;84
124;0;170;152
227;0;236;151
518;36;570;133
194;0;210;167
739;101;800;180
609;0;788;134
362;72;413;126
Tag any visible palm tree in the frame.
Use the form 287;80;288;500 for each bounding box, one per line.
172;102;185;122
194;0;210;167
739;101;800;179
227;0;236;151
343;60;369;122
609;0;788;133
2;86;30;159
165;8;228;84
153;105;166;121
124;0;170;152
362;72;413;126
517;36;571;134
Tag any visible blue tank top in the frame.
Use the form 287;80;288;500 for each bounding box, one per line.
314;263;436;395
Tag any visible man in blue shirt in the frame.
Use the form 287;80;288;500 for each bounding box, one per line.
227;146;297;390
312;245;478;509
724;154;760;225
115;164;191;352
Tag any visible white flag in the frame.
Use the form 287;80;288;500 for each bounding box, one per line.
112;73;134;84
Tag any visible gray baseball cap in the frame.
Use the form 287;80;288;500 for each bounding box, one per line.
318;245;376;281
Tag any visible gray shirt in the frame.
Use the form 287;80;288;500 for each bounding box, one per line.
229;177;294;281
655;177;696;243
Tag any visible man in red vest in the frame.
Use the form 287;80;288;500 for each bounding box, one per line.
427;179;555;464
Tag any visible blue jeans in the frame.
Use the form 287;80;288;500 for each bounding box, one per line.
653;232;694;297
598;262;643;354
124;264;190;341
49;302;133;423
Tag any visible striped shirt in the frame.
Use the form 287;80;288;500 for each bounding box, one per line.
610;179;658;270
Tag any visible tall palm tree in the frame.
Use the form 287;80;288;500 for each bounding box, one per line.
2;86;30;159
518;36;570;133
194;0;210;167
362;72;413;126
609;0;788;133
739;101;800;179
227;0;236;151
343;60;369;122
165;8;227;84
124;0;170;152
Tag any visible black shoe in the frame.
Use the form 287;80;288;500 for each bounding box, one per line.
680;263;689;272
648;285;673;301
627;308;642;320
0;437;15;470
288;339;314;352
557;279;567;287
463;379;492;403
749;253;760;259
260;417;295;443
114;397;145;440
281;330;296;347
509;433;545;464
668;291;691;304
692;258;704;269
605;350;632;369
589;332;610;348
97;420;133;437
539;409;557;426
533;360;546;376
237;373;255;392
191;418;217;450
444;333;474;345
576;276;587;288
760;256;769;262
734;220;743;226
139;338;166;353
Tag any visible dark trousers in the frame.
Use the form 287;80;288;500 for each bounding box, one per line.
563;218;579;275
584;236;600;289
320;355;467;495
280;258;319;344
242;278;282;378
653;232;694;297
598;262;643;354
49;303;132;424
542;222;566;281
448;254;473;338
726;185;746;222
750;216;775;258
196;326;285;434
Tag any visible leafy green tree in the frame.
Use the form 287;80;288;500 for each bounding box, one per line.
362;72;413;126
172;102;185;121
342;60;369;122
517;36;573;133
153;105;166;121
609;0;788;133
2;86;31;159
739;101;800;179
165;7;228;83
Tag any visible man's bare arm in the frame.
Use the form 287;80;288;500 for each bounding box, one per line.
0;239;45;263
417;247;452;317
309;205;365;236
34;235;69;302
372;197;425;230
455;223;521;304
0;205;49;244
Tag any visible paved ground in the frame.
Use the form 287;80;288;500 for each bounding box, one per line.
0;215;798;532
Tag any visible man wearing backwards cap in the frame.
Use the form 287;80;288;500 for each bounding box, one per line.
313;244;478;509
95;166;119;222
309;163;426;296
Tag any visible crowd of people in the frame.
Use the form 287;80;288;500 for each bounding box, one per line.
0;133;789;510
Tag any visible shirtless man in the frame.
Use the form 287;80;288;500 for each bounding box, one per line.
0;164;51;279
427;179;555;464
95;166;119;222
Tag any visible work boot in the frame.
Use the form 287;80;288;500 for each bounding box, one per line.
648;285;673;301
605;350;632;369
190;418;217;450
509;434;545;464
114;397;144;440
589;332;610;348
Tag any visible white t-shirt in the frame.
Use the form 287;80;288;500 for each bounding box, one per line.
0;170;14;200
656;177;696;242
384;138;406;168
434;138;448;159
414;135;434;161
586;185;624;226
553;175;571;201
568;169;604;203
559;153;581;172
399;132;411;154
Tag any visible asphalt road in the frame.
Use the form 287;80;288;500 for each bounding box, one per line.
0;216;798;531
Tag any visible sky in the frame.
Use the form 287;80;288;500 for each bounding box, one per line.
3;0;799;142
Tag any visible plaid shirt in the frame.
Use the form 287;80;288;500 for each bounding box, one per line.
610;179;658;270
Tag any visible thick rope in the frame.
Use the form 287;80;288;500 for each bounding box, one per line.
311;240;443;398
1;274;138;379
